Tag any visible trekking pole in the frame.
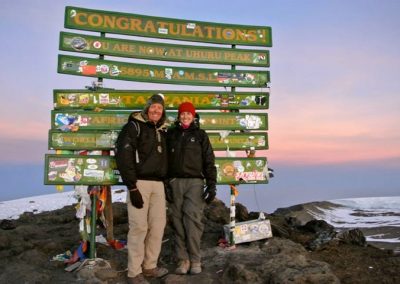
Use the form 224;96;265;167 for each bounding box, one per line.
88;31;105;259
227;44;238;248
89;185;97;259
229;184;238;247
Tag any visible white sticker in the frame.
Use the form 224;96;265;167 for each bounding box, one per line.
87;158;97;164
99;93;110;104
187;23;196;29
83;169;104;178
93;41;102;49
158;28;168;34
99;65;109;74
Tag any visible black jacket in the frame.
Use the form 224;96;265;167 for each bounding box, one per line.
167;120;217;186
115;112;168;190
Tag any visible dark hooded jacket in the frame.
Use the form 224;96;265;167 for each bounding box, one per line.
115;106;169;190
167;116;217;186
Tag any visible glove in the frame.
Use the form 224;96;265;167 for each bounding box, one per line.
164;181;174;203
202;184;216;204
129;189;144;209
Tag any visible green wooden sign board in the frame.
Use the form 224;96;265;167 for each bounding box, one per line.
53;89;269;110
51;110;268;131
58;55;270;87
45;154;119;185
64;6;272;47
209;132;268;151
49;130;119;150
60;32;270;67
44;154;269;185
49;130;268;151
215;157;269;184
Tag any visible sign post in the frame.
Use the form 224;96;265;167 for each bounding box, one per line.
89;185;97;259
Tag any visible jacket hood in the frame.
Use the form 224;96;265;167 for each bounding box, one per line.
129;111;169;130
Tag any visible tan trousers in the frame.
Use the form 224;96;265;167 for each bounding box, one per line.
127;180;166;277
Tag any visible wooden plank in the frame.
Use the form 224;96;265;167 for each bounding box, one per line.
58;55;270;87
44;154;269;185
216;157;269;184
51;110;268;131
209;132;268;151
45;154;119;185
60;32;270;67
48;130;268;151
104;186;114;241
64;6;272;47
48;130;119;150
53;89;269;110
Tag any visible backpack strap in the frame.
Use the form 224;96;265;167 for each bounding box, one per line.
130;120;141;137
130;120;141;163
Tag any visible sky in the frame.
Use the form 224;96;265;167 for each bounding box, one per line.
0;0;399;212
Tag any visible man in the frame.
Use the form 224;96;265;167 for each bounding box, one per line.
115;94;169;284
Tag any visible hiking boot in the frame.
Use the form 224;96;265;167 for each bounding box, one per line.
190;262;202;274
175;259;190;274
127;273;149;284
142;267;168;278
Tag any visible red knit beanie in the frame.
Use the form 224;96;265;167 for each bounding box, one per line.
178;102;196;116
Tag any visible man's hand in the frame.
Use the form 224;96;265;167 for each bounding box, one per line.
129;188;144;208
202;184;216;204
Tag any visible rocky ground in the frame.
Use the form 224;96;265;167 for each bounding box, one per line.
0;197;399;284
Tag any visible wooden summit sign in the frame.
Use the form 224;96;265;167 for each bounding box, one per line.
49;130;268;151
53;90;269;110
58;54;270;87
45;154;269;185
46;6;272;186
64;6;272;46
51;110;268;131
60;32;270;67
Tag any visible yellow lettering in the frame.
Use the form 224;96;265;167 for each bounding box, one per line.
120;95;133;105
157;21;168;29
215;27;222;39
167;48;182;57
222;28;235;40
129;18;143;32
204;26;215;39
200;97;211;105
135;96;147;105
235;29;247;41
116;17;129;30
120;44;130;52
224;52;251;62
184;72;195;80
192;26;204;38
72;10;265;45
198;73;206;81
247;30;257;42
114;43;135;53
153;47;165;56
168;96;183;106
143;20;156;33
87;13;103;27
104;15;116;29
168;22;181;35
75;12;88;25
113;43;121;51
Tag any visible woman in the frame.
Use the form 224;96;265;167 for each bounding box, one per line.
166;102;217;275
